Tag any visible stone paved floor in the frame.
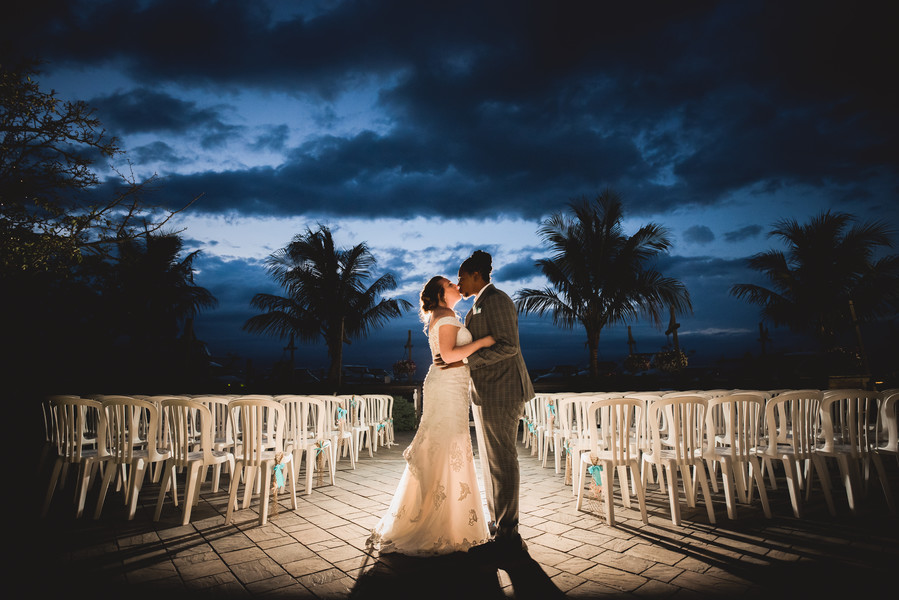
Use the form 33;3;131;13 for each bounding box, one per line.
23;426;899;599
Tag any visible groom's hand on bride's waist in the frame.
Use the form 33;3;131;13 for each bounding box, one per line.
434;354;464;369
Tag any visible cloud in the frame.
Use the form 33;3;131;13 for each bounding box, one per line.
131;141;182;165
7;0;893;224
90;88;238;137
683;225;715;244
724;224;764;243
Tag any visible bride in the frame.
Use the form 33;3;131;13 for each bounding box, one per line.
366;276;494;555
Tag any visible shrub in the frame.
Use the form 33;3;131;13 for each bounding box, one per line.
392;395;417;431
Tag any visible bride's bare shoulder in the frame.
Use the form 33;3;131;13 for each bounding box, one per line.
427;308;457;332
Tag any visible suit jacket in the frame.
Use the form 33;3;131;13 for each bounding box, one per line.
465;284;535;407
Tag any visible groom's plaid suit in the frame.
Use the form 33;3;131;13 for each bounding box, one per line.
465;283;534;540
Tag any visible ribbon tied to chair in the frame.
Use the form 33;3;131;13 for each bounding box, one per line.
587;464;603;486
273;463;285;488
337;407;348;420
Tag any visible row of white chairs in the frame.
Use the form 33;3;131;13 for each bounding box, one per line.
41;393;397;526
523;388;898;526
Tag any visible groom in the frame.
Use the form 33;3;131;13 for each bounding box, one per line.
439;249;534;563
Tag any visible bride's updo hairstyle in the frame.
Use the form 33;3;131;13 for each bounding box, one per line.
419;275;448;328
459;249;492;282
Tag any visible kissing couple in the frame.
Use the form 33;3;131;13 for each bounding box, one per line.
366;249;534;567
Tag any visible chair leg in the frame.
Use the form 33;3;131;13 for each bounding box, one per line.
154;461;174;521
665;464;681;526
182;463;201;526
811;455;836;516
749;457;772;518
720;459;738;520
617;465;632;509
225;462;243;524
872;453;896;515
782;458;802;518
603;465;615;526
630;462;649;524
42;458;65;517
259;461;273;526
695;462;716;524
94;461;117;519
304;449;314;496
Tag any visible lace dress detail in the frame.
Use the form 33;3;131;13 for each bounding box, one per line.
366;316;489;555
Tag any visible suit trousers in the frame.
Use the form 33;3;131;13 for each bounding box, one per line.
472;399;523;540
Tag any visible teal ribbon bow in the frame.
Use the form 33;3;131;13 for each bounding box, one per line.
588;464;603;486
273;463;285;488
337;407;348;419
377;423;385;431
528;422;536;433
548;403;556;416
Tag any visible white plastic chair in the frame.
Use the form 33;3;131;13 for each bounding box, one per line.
192;396;236;492
871;390;898;515
344;395;374;462
703;394;771;519
641;395;716;525
280;395;336;495
542;395;565;473
576;397;648;525
818;389;879;514
94;396;171;520
153;398;234;525
42;396;105;518
757;389;835;518
225;398;297;526
324;395;356;468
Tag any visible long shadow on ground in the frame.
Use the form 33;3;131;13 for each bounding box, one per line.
350;550;566;600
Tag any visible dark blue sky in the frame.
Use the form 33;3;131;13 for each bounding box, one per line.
5;1;898;374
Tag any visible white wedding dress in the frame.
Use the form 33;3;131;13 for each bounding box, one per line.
366;316;489;555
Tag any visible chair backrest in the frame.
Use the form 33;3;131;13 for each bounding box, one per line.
230;398;286;464
160;398;216;466
192;396;235;447
820;389;879;455
49;396;104;462
100;396;165;464
705;394;765;459
280;395;329;450
876;390;899;453
648;395;708;465
764;389;824;458
586;398;644;466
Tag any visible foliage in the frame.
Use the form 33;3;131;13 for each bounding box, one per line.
623;353;652;373
392;359;417;379
0;59;212;395
652;349;688;373
515;189;692;376
0;59;197;274
730;211;899;351
391;395;418;431
243;225;413;384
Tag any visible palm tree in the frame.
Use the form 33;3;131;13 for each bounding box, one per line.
730;211;899;352
516;190;692;377
101;233;218;388
243;225;412;384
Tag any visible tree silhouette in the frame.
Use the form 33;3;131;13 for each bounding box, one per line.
243;225;412;385
101;233;218;389
516;190;691;376
730;211;899;352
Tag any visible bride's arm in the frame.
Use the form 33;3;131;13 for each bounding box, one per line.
438;324;495;364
